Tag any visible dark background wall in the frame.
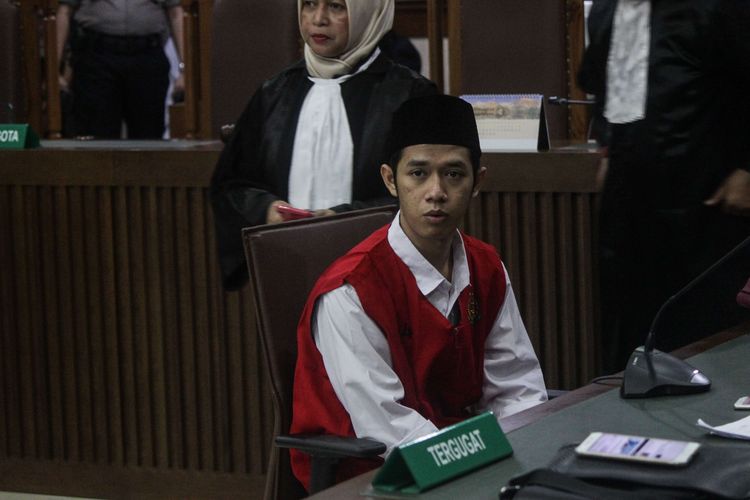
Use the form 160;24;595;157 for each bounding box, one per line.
210;0;301;135
0;1;25;123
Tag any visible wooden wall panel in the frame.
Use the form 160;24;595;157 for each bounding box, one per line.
465;189;599;390
0;175;272;497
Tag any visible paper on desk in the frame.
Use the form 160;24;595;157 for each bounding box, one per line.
697;414;750;440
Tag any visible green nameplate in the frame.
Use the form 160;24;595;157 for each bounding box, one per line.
0;124;40;150
372;412;512;494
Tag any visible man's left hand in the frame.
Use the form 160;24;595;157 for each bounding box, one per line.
704;168;750;216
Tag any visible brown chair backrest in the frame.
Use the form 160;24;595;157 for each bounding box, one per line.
242;206;396;500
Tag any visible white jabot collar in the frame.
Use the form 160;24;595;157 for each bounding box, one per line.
288;49;381;210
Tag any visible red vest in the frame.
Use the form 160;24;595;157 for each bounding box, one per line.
290;225;507;490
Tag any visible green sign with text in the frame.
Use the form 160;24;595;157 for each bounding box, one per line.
372;412;513;494
0;124;40;150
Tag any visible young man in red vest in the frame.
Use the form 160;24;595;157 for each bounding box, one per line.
290;94;547;489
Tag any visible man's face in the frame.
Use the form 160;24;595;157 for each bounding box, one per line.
380;144;485;250
300;0;349;58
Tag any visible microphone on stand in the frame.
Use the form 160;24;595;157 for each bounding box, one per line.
547;96;595;106
621;235;750;398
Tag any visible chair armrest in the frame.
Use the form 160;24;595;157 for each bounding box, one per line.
276;433;386;458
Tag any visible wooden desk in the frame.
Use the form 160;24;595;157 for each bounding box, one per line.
0;143;599;498
312;322;750;499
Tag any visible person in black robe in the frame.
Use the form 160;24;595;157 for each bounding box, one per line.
210;0;437;290
580;0;750;373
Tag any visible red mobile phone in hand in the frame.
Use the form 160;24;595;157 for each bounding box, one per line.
277;204;314;221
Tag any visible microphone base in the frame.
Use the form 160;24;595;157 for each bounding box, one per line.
620;346;711;398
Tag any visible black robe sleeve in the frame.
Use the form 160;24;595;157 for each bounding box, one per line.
210;88;281;290
717;0;750;172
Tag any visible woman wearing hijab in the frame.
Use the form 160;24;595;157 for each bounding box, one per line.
210;0;438;290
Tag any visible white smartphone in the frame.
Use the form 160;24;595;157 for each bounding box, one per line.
735;396;750;410
575;432;700;466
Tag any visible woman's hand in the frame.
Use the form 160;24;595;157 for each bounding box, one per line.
266;200;289;224
313;209;336;217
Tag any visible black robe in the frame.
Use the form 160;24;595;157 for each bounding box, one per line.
579;0;750;372
210;54;437;289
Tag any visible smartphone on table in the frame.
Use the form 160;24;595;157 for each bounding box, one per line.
575;432;700;465
277;205;314;221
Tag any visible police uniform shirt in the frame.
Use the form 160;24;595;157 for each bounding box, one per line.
59;0;180;40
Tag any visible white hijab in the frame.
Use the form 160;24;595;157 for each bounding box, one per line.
299;0;394;79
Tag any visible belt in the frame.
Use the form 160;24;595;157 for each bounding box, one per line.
78;28;161;54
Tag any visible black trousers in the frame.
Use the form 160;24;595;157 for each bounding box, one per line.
71;37;169;139
598;130;750;374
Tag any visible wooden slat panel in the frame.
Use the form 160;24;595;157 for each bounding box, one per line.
222;291;247;473
242;289;263;472
189;188;215;470
519;193;541;371
0;186;22;458
574;194;599;379
126;187;153;466
157;188;186;469
554;193;576;388
500;193;521;286
82;187;109;463
242;287;271;474
143;187;169;469
68;187;95;462
20;187;39;458
98;187;124;465
466;189;598;390
173;187;200;470
37;186;58;460
537;193;566;387
205;212;229;472
0;187;11;457
54;187;82;462
113;188;138;465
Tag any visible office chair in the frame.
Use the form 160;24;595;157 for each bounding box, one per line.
242;207;396;499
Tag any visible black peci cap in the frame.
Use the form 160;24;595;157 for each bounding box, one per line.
388;94;481;169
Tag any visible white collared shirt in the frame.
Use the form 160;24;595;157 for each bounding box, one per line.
605;0;651;124
312;215;547;456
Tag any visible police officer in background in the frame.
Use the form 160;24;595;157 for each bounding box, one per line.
56;0;185;139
